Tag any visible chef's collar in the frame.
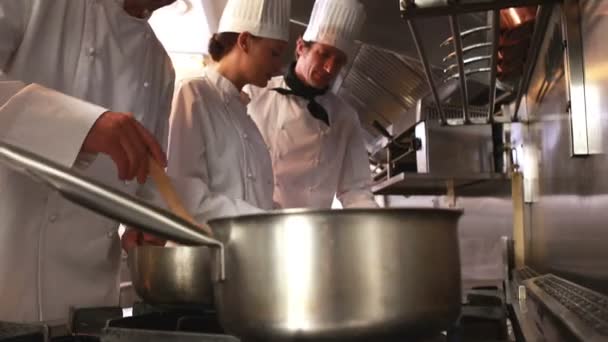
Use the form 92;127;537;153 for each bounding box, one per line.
206;67;242;105
272;62;330;126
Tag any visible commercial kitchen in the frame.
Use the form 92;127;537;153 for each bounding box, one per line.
0;0;607;341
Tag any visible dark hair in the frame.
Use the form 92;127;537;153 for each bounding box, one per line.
295;39;313;60
208;33;239;62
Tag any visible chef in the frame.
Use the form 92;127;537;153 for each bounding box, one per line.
165;0;291;221
0;0;175;322
247;0;377;209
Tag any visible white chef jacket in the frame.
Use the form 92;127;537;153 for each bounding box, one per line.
0;0;174;322
247;76;377;209
167;67;274;222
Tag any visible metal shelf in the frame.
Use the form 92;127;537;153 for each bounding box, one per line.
400;0;559;19
402;0;559;126
372;172;510;196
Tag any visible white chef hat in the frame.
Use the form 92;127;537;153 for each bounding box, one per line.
217;0;292;42
302;0;366;56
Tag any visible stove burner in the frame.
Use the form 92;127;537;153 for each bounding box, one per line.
0;287;510;342
0;322;44;342
101;311;235;342
107;311;224;334
104;312;452;342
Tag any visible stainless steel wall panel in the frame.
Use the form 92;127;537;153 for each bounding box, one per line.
515;1;608;295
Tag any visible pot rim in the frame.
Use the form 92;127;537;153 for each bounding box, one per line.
208;207;463;224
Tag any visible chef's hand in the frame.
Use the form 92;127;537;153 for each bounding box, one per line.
81;111;167;184
121;227;167;253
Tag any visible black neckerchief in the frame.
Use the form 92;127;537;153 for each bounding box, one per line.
272;62;330;126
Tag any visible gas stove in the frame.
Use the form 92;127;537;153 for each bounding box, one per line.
0;287;509;342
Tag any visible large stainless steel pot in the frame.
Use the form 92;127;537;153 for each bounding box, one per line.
208;208;462;341
128;246;214;307
0;143;463;340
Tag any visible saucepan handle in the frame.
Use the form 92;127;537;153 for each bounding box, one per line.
0;142;226;280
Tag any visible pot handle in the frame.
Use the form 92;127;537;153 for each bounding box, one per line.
0;142;226;279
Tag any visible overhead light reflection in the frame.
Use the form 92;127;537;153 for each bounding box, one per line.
584;84;603;153
281;216;314;331
508;8;522;26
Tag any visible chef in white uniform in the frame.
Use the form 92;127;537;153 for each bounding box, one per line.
166;0;291;222
0;0;175;322
247;0;378;209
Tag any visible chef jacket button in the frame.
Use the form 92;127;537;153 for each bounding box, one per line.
242;133;248;139
143;82;150;88
87;47;96;57
247;173;254;180
49;214;58;223
107;231;114;238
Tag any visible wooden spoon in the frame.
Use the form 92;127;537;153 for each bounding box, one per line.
148;157;214;237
